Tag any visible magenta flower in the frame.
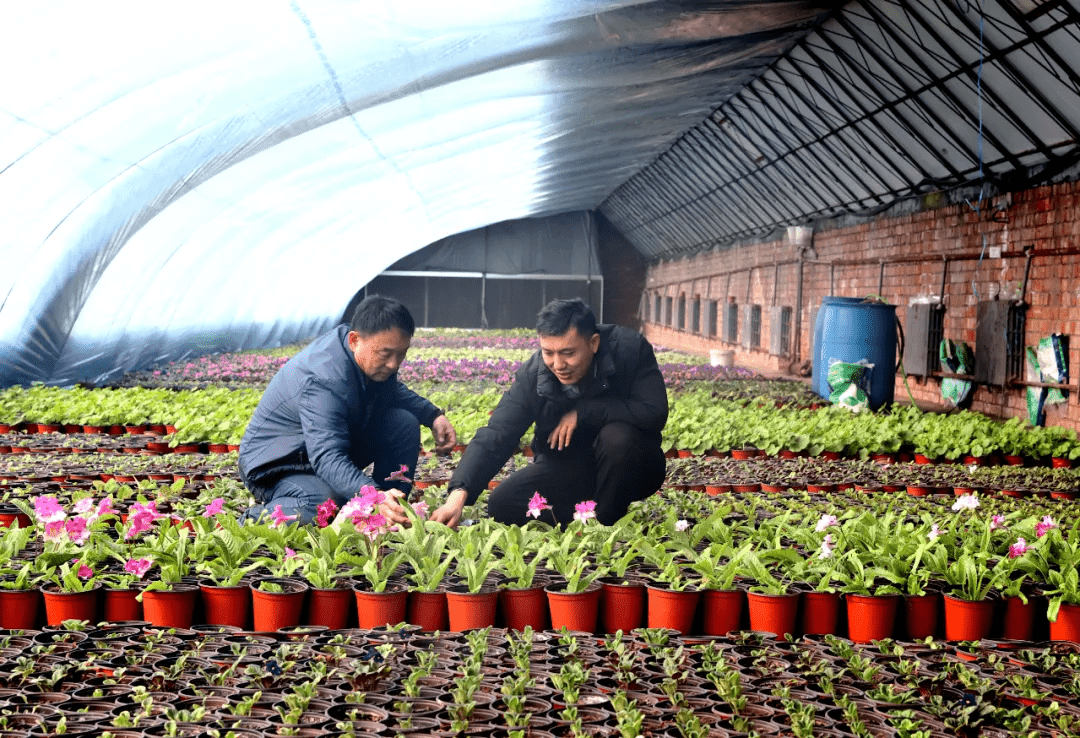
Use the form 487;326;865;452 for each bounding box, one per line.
269;505;298;528
1035;516;1057;538
124;557;153;578
43;520;66;542
316;499;338;528
989;514;1006;531
573;500;597;523
1008;538;1029;558
284;547;297;559
125;501;164;540
202;498;225;517
65;516;90;545
527;492;551;519
34;496;66;524
360;513;391;541
385;465;412;484
77;563;93;580
814;513;838;533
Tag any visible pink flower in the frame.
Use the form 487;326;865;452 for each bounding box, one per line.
411;501;429;520
284;547;297;559
34;496;66;524
815;514;838;533
124;557;152;578
202;498;225;517
96;497;116;519
527;492;551;519
818;534;835;560
928;523;944;542
573;500;597;523
43;520;66;542
990;514;1006;531
1036;516;1057;538
385;465;412;484
269;505;298;528
65;516;90;545
73;497;95;514
360;513;391;541
316;499;338;528
1008;538;1029;558
77;563;93;579
124;502;165;540
674;519;690;532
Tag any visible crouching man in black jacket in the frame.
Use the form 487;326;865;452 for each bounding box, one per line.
428;299;667;528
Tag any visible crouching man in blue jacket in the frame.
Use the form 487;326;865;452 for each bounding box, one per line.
238;296;458;525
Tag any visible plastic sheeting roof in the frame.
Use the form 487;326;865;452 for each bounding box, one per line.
1;1;837;386
601;0;1080;258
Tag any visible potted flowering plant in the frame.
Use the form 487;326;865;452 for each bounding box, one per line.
1039;521;1080;641
337;486;410;628
194;516;264;628
134;526;199;628
495;522;550;632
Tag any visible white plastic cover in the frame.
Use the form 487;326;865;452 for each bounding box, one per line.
0;1;833;386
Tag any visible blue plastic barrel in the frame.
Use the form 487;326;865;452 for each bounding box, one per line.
812;297;898;410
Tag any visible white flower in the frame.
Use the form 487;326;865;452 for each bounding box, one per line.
814;514;838;533
818;534;835;560
928;523;944;542
674;519;690;532
951;493;979;512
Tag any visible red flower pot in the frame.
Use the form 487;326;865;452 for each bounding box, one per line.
306;586;353;630
646;585;700;634
407;590;448;631
1001;595;1039;642
0;506;32;529
600;579;646;634
704;484;731;496
1051;457;1072;469
251;579;309;631
800;591;841;636
142;584;200;629
499;585;549;632
914;454;936;465
905;485;932;497
446;589;498;632
902;593;941;640
200;584;252;628
747;591;799;637
42;584;100;625
1050;602;1080;642
354;586;408;630
702;588;745;636
730;449;756;460
846;594;898;643
0;588;41;629
943;594;994;641
103;588;143;623
545;583;601;634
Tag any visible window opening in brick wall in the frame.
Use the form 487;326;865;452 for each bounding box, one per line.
724;303;739;344
677;295;686;330
780;306;792;356
691;297;701;334
653;295;661;324
707;301;718;336
665;297;673;326
750;305;761;349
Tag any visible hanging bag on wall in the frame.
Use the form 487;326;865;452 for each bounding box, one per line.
939;339;973;408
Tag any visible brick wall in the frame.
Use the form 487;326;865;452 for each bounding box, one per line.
640;180;1080;430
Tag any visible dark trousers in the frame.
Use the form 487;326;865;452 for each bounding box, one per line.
243;408;420;525
487;422;665;526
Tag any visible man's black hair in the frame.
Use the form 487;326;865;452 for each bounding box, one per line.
350;295;416;337
536;298;597;337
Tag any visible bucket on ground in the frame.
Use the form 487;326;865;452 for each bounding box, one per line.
710;349;734;367
812;297;898;411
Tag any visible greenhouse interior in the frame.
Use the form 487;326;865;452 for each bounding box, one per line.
6;1;1080;736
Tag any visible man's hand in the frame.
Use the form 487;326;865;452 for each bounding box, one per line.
547;409;578;451
378;489;410;527
431;415;458;455
428;487;467;529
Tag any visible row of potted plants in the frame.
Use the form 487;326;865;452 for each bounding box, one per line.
1;472;1079;645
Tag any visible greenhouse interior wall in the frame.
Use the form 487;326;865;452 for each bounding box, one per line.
641;178;1080;432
